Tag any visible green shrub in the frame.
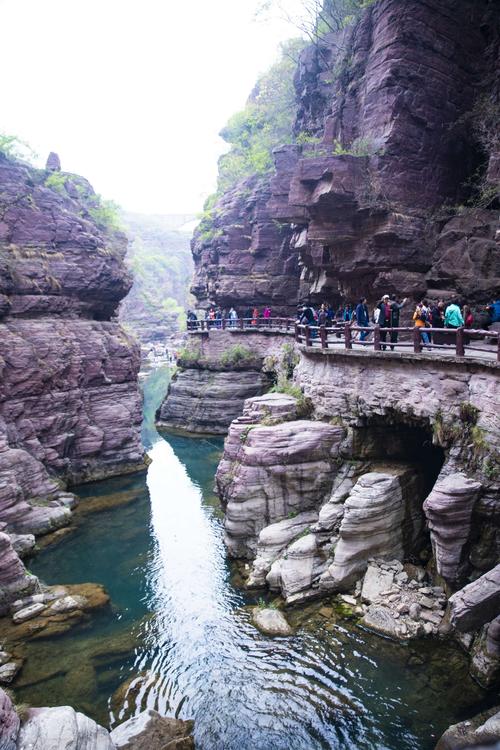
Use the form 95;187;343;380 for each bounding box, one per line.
220;344;257;367
0;133;36;162
87;195;122;231
45;172;68;194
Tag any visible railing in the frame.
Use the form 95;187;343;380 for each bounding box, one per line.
294;323;500;361
186;318;500;362
187;317;294;333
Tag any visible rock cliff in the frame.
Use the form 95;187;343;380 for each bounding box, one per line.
0;152;144;607
191;0;499;313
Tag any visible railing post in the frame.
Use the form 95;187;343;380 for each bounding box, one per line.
413;326;422;353
344;323;352;350
320;325;327;349
497;333;500;363
373;324;381;351
305;325;312;347
222;317;226;330
294;322;299;342
286;318;290;332
239;317;243;330
456;327;465;357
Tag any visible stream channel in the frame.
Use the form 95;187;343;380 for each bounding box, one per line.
18;367;491;750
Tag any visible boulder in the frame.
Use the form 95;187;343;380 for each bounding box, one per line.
251;608;293;637
449;564;500;632
435;706;500;750
423;473;481;585
247;511;318;588
17;706;114;750
266;533;327;603
361;564;395;604
110;708;194;749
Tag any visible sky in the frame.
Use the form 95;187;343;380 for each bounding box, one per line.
0;0;305;215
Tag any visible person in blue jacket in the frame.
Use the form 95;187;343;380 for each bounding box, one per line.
356;297;370;341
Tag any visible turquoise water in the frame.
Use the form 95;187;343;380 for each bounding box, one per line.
20;369;490;750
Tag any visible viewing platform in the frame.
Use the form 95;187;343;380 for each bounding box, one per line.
186;318;500;366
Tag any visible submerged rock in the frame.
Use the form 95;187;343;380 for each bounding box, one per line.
110;708;194;749
252;607;293;637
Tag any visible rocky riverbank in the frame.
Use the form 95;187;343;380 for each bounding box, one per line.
0;687;194;750
215;375;500;692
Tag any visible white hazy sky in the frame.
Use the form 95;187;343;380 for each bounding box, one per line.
0;0;304;214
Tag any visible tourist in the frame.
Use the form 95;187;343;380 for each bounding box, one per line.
355;297;370;341
326;304;335;324
244;307;253;327
263;306;271;326
377;294;392;350
252;307;258;325
463;305;474;329
318;303;328;327
215;306;222;329
229;306;238;327
343;304;353;322
389;297;407;350
413;300;431;347
444;300;464;329
430;300;445;345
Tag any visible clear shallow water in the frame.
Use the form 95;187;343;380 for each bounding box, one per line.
20;371;490;750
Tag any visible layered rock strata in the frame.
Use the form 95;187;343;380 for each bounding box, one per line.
216;392;343;559
0;153;144;608
157;329;295;434
191;0;499;312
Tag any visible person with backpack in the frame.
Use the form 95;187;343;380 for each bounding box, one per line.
413;300;431;347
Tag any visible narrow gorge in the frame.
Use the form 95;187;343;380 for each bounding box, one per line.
0;0;499;749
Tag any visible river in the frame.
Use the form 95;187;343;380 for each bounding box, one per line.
17;367;489;750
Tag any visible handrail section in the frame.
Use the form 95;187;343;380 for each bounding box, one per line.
186;318;500;362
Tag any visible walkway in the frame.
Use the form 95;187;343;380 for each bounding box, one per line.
187;318;500;364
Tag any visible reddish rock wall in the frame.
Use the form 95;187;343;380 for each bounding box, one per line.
0;154;144;569
191;0;499;312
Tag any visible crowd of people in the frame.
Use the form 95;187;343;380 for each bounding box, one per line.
187;297;500;349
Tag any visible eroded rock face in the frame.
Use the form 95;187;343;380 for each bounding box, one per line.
217;394;343;559
157;367;270;434
424;473;482;585
0;533;38;615
0;154;144;608
191;176;300;316
192;1;499;311
321;469;426;592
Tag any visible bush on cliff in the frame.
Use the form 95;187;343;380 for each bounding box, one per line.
220;344;258;367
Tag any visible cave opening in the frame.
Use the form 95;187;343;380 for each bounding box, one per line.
351;415;446;564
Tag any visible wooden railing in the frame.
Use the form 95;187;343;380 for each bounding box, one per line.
187;317;294;333
186;318;500;362
294;323;500;361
